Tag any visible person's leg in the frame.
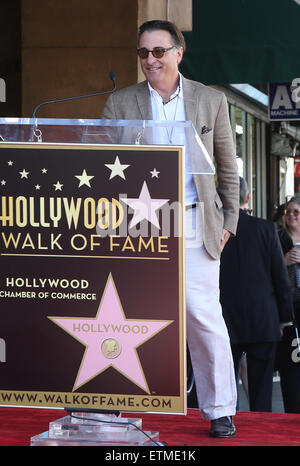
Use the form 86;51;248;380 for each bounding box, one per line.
231;345;247;410
186;242;237;420
246;342;277;412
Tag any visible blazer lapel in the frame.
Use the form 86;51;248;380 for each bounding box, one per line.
136;81;152;119
182;76;198;129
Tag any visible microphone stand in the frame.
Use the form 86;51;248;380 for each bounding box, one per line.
30;71;116;141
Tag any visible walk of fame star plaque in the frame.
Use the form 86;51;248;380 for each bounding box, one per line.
0;141;186;416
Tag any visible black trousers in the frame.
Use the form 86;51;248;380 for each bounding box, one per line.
231;342;277;412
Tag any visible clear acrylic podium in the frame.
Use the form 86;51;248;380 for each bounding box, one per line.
0;117;215;175
0;118;214;446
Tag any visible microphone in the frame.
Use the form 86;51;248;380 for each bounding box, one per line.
31;71;116;118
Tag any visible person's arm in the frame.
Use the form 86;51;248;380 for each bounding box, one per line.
214;93;239;237
220;229;231;251
285;246;300;266
270;224;295;324
101;93;117;119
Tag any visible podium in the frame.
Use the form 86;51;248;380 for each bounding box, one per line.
0;118;214;445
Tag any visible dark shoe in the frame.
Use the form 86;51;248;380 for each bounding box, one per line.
210;416;236;438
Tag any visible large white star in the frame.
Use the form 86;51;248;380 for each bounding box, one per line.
122;181;169;229
150;168;160;178
105;155;130;180
19;169;29;179
53;181;63;191
75;169;94;188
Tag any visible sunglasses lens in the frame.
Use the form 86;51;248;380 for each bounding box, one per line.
285;209;300;216
137;46;173;59
152;48;165;58
137;48;149;58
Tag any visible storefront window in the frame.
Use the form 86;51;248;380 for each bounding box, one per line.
230;104;267;218
231;106;246;176
248;114;257;214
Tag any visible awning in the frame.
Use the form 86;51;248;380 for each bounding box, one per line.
181;0;300;85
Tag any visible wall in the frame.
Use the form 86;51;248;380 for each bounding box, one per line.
1;0;192;118
22;0;139;118
0;0;22;117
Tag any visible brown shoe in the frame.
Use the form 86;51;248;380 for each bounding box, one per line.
210;416;236;438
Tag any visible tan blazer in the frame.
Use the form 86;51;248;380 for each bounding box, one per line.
101;76;239;259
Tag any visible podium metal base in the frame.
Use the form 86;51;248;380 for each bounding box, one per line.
30;412;161;446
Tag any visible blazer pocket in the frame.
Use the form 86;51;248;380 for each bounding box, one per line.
215;193;223;209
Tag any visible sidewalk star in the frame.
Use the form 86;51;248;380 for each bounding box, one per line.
48;273;173;392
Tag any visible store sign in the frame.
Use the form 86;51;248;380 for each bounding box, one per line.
269;80;300;121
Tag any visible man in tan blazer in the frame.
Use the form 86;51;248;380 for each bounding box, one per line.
102;20;239;438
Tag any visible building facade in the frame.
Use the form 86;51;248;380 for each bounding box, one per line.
1;0;300;220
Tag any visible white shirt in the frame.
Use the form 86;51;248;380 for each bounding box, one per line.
147;74;198;205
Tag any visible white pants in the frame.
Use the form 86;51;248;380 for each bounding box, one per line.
185;205;237;420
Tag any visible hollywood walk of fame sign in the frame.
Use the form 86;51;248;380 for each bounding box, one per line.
0;142;186;414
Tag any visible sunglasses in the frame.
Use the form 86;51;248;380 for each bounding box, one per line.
285;209;300;216
137;46;176;59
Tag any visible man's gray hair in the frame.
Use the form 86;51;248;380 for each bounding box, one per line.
239;177;249;206
138;20;186;51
